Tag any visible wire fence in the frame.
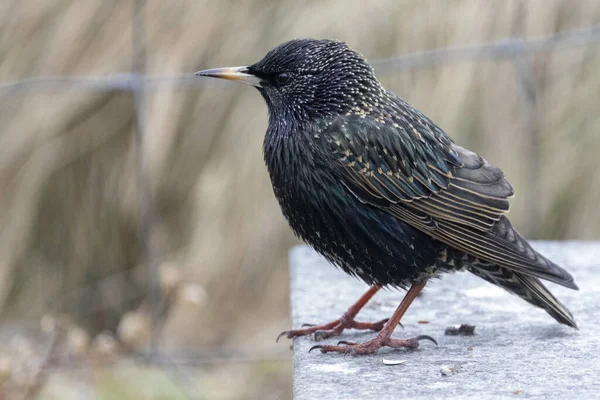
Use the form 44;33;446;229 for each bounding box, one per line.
1;1;600;397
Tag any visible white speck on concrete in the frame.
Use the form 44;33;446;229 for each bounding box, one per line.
440;365;462;376
382;358;406;365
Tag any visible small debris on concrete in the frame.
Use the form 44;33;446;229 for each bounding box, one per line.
445;324;476;336
467;346;473;351
313;330;329;341
445;326;460;335
417;320;430;324
440;365;462;376
382;359;406;366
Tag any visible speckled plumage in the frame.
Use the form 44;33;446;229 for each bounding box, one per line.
204;39;578;329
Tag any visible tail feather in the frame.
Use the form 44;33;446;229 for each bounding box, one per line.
514;273;577;328
468;261;577;328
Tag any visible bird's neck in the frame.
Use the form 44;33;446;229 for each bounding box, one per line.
262;108;314;193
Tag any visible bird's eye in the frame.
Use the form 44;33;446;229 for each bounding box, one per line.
275;72;292;86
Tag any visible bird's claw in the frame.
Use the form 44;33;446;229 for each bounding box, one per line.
414;334;438;346
276;330;292;343
370;318;391;330
308;345;323;353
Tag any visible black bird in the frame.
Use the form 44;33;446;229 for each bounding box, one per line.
197;39;578;355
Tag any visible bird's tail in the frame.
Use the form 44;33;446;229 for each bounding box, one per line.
468;262;577;328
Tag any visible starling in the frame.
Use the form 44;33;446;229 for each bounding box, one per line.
197;39;578;355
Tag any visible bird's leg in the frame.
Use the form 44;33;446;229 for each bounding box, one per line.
277;284;388;342
309;282;437;355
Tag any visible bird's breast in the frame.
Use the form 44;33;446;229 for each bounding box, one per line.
263;128;451;287
263;126;346;243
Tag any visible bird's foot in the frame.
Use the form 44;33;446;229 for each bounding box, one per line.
276;317;389;342
308;335;437;355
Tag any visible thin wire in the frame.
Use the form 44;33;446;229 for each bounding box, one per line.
0;74;217;94
0;25;598;95
40;350;290;371
372;25;600;73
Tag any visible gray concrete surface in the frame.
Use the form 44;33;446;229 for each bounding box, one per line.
289;241;599;400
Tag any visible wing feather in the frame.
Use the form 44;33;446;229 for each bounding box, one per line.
315;115;577;290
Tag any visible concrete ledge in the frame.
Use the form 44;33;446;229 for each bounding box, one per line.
289;241;600;400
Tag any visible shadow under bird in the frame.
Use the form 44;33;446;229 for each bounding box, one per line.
197;39;578;355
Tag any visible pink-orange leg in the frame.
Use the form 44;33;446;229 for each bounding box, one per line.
309;281;437;355
277;284;388;342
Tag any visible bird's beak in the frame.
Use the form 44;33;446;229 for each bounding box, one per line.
195;66;262;87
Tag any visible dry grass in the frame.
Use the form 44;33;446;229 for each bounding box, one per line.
0;0;599;398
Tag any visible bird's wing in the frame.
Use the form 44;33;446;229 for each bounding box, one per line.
314;115;577;289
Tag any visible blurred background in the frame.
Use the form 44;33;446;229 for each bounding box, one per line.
0;0;599;398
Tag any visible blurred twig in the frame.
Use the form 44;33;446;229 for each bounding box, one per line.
22;321;67;400
512;48;541;237
131;0;162;360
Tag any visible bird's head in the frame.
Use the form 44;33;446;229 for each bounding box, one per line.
197;39;382;120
